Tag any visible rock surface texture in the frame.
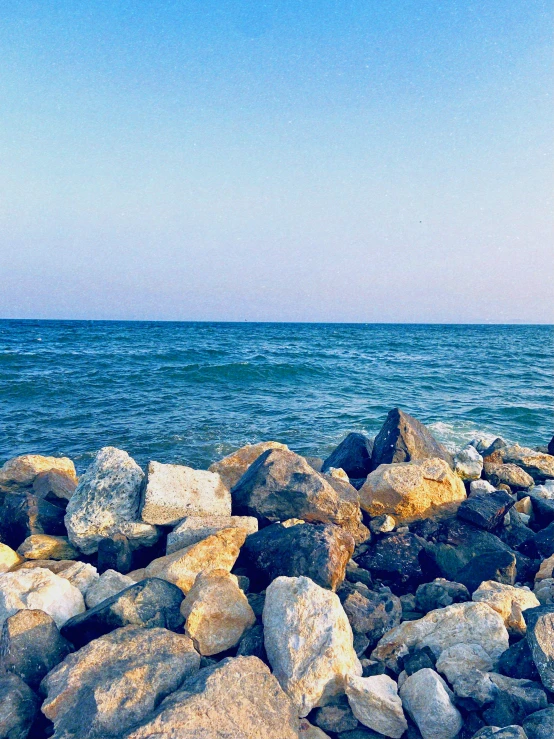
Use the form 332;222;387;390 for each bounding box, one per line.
346;673;408;738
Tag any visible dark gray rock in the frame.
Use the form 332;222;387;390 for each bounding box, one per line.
241;521;355;591
339;583;402;647
322;432;374;479
498;638;539;681
356;531;430;593
60;577;184;648
528;492;554;527
548;437;554;456
370;408;452;471
523;705;554;739
472;728;528;739
534;523;554;559
0;492;66;549
415;578;470;612
313;700;359;733
0;609;72;689
457;490;515;531
236;624;267;662
482;438;509;458
97;533;133;574
0;672;39;739
500;514;538;557
482;673;548;728
525;605;554;691
401;646;436;675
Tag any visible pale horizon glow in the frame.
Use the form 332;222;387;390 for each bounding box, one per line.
1;1;552;323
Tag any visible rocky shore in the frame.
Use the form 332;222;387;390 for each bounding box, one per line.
1;408;554;739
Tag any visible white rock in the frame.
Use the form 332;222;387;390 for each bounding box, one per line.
454;445;483;481
472;580;540;635
263;575;361;716
64;447;158;554
469;479;497;495
372;602;509;671
57;562;99;595
85;569;135;608
140;461;231;526
399;668;463;739
534;578;554;605
346;674;408;738
0;567;85;628
166;515;258;554
436;644;494;684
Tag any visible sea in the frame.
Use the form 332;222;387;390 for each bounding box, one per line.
0;321;552;473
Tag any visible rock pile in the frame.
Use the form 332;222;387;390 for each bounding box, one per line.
0;409;553;738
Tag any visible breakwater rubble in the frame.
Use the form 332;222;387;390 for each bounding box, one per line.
1;408;554;739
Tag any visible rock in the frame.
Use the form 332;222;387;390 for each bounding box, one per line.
399;668;462;739
500;512;537;557
13;558;77;574
57;561;99;595
299;719;332;738
502;444;554;482
483;673;548;727
549;437;554;456
415;578;470;612
0;454;76;492
121;656;300;739
498;638;539;680
450;668;497;708
525;605;554;691
528;485;554;527
454;445;484;481
401;646;436;675
208;441;289;490
42;625;200;739
534;523;554;558
85;569;135;608
0;491;66;548
369;514;396;534
436;643;494;684
236;623;267;660
312;702;358;734
523;705;554;739
32;468;77;503
16;534;78;560
0;567;84;629
263;575;361;716
0;609;72;688
371;601;509;672
370;409;452;471
356;531;429;593
322;433;374;479
231;448;365;542
457;490;515;531
167;515;258;554
0;542;23;573
339;585;402;646
472;581;540;635
139;461;231;526
143;526;246;594
97;533;133;574
485;463;535;490
534;577;554;605
470;479;498;495
60;577;184;648
345;674;407;738
64;447;158;554
328;467;350;481
0;671;39;739
472;729;528;739
242;521;354;591
359;458;466;523
181;569;255;655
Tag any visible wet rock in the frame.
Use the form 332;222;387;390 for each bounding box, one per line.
139;461;231;526
209;441;289;490
525;605;554;691
236;623;266;660
372;601;509;672
483;673;548;727
60;577;184;648
370;409;452;471
415;578;470;613
242;521;354;591
181;569;255;655
312;701;358;734
16;534;78;560
502;444;554;482
498;638;539;681
0;542;23;573
523;705;554;739
0;609;71;688
0;671;39;739
97;533;133;574
231;448;365;542
0;454;76;492
457;490;515;531
42;625;200;739
472;581;539;635
356;531;429;593
263;575;361;716
485;464;535;491
0;491;66;548
167;514;258;554
359;458;466;523
399;668;462;739
0;567;85;628
346;674;407;738
64;447;158;554
436;643;494;684
84;568;135;608
454;445;484;481
322;432;374;479
143;526;246;593
339;584;402;646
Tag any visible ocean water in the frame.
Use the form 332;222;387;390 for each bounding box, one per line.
0;321;552;473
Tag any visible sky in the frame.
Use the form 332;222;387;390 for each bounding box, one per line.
0;1;552;323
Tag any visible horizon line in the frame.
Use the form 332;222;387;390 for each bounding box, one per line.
1;318;553;327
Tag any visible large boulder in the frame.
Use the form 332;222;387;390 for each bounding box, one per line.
166;515;258;554
120;656;300;739
209;441;289;490
501;444;554;482
60;577;184;648
0;454;76;492
482;673;548;728
142;526;246;594
0;568;85;629
0;609;72;688
0;491;66;548
322;432;374;479
457;490;515;531
399;668;462;739
263;575;361;716
525;605;554;691
64;447;158;554
523;705;554;739
485;463;535;490
139;461;231;525
242;521;355;591
41;626;200;739
370;409;452;471
371;601;509;671
231;448;366;542
355;531;429;593
0;672;39;739
472;581;540;635
359;458;466;523
181;570;256;655
32;469;77;502
346;674;407;738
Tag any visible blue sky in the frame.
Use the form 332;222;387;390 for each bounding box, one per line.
0;1;552;322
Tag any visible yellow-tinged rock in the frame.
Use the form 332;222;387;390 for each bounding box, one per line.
0;455;76;491
536;554;554;582
0;543;24;573
472;580;540;635
17;535;79;561
208;441;289;490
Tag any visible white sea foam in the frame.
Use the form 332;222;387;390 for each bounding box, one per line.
428;422;502;453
